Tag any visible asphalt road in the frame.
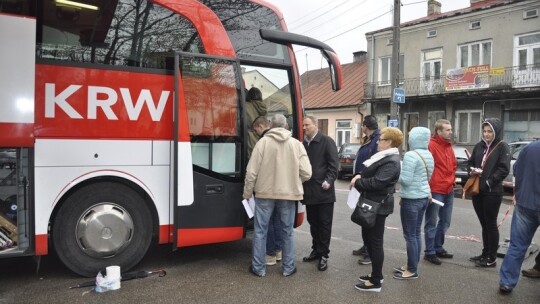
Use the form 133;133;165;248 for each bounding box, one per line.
0;180;539;303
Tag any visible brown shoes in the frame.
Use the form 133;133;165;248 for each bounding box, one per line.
521;267;540;278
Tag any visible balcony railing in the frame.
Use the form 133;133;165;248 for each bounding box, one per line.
364;65;540;100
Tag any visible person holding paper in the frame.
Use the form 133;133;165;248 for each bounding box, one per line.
395;127;434;280
243;114;311;277
467;118;510;268
350;127;402;292
251;116;282;266
424;119;457;265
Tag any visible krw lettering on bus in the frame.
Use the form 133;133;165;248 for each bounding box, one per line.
45;83;170;121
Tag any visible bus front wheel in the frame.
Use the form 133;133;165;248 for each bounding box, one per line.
52;182;153;277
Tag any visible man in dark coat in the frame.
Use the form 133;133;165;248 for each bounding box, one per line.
301;115;339;271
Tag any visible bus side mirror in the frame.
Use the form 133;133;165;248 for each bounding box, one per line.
321;50;342;91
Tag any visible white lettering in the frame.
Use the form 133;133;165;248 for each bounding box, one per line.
45;84;83;119
120;88;169;121
88;86;118;120
44;83;169;121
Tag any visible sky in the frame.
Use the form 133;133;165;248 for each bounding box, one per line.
267;0;472;74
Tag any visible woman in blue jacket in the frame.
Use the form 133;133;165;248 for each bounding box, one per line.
395;127;434;280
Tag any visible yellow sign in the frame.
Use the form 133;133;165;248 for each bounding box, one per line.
490;67;504;76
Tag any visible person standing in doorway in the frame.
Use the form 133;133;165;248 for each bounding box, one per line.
499;140;540;294
301;115;339;271
246;87;267;159
467;118;510;267
424;119;457;265
352;115;381;265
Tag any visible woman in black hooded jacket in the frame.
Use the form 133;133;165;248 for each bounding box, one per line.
467;118;510;267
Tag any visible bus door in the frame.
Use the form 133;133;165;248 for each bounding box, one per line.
173;53;246;248
0;13;34;257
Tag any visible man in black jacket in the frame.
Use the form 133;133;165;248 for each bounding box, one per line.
301;115;339;271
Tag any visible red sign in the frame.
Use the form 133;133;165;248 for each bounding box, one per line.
445;64;490;91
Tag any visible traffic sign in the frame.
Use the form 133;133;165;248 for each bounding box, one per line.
388;119;399;127
393;88;405;104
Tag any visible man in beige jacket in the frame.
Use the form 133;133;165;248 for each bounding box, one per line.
243;114;312;277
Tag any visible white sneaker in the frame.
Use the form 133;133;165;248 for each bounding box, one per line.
276;250;282;262
266;255;277;265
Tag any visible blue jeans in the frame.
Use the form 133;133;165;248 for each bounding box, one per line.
401;198;428;273
424;191;454;255
266;209;283;256
252;198;295;276
500;205;540;288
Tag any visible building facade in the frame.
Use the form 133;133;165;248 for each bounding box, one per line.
302;52;369;147
363;0;540;150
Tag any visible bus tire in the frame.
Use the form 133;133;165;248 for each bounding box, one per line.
52;182;153;277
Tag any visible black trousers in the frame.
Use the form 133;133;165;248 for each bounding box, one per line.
472;193;503;260
362;214;387;284
306;202;334;258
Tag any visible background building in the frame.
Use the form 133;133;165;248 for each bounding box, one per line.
363;0;540;150
302;51;369;147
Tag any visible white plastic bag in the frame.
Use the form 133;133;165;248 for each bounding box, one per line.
95;269;121;293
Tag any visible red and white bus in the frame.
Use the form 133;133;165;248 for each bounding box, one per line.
0;0;341;276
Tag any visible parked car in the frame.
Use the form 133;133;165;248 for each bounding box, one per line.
337;143;361;179
502;139;538;193
453;146;471;186
0;149;15;170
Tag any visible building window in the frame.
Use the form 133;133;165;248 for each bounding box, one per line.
469;20;481;30
422;49;442;80
378;54;405;85
523;8;538;19
509;110;540;121
456;111;481;144
336;120;352;147
427;30;437;38
458;41;492;67
515;32;540;70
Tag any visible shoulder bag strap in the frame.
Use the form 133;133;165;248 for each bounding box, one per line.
413;150;430;179
481;141;503;169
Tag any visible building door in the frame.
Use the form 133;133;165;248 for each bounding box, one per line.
420;49;443;95
513;32;540;88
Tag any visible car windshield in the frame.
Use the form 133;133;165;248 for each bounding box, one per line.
453;146;469;159
342;144;361;154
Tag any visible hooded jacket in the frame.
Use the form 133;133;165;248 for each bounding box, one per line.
243;127;312;200
428;134;457;194
353;129;380;174
467;118;510;195
399;127;434;199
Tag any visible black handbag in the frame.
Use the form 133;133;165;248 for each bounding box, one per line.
351;195;387;228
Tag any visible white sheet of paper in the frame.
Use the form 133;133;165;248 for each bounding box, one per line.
347;188;360;210
432;198;444;207
242;198;254;218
